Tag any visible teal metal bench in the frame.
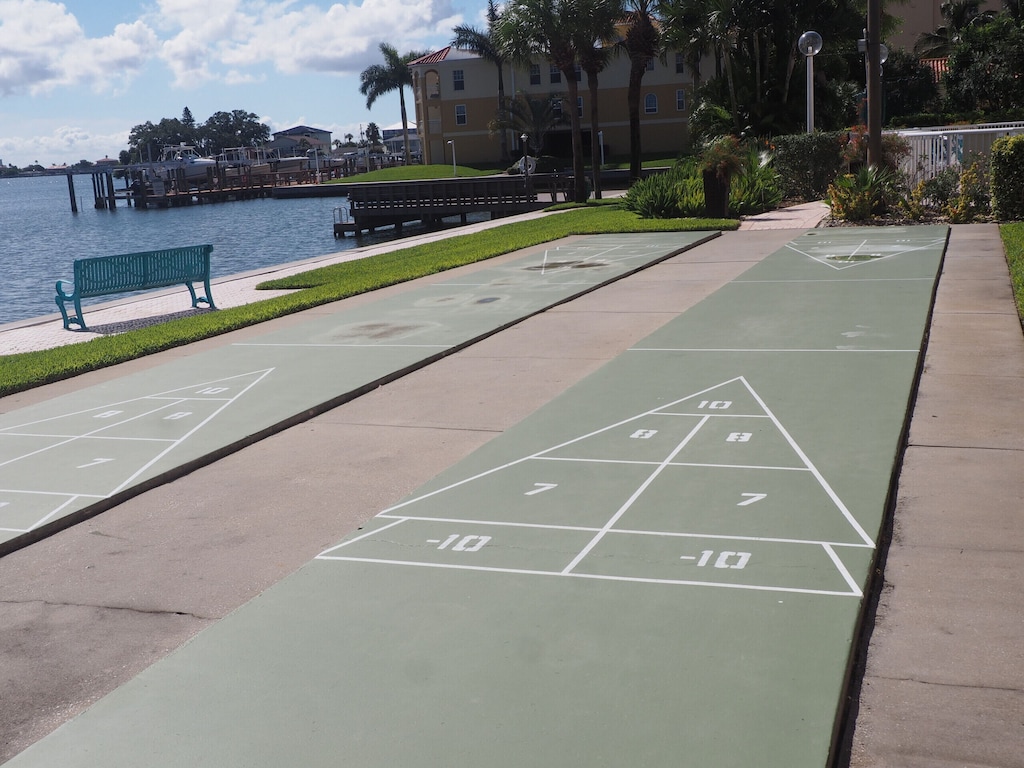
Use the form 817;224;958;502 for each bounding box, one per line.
55;244;216;331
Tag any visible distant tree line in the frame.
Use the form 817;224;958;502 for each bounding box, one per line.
119;107;271;164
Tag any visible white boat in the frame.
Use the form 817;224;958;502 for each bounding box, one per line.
148;144;218;181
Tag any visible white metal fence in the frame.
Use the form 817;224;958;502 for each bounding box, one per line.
887;122;1024;183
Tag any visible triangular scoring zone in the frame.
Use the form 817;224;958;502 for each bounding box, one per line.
0;368;274;535
785;234;947;270
321;376;873;596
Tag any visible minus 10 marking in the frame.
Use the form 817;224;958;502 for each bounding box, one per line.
426;534;491;552
680;550;751;569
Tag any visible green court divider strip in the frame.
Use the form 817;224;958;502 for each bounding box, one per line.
5;226;948;767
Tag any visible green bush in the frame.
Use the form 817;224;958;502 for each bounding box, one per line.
621;163;706;218
827;165;905;221
772;132;845;200
991;135;1024;221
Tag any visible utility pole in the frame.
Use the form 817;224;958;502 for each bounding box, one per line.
866;0;883;166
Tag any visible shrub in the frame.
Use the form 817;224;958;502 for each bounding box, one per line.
827;165;905;221
772;132;845;200
729;147;784;216
621;163;706;218
991;135;1024;221
945;158;991;223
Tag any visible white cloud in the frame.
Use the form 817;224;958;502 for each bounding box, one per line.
0;123;129;166
0;1;157;95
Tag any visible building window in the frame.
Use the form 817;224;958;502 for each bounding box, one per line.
644;93;658;114
530;64;541;85
455;104;467;125
646;58;655;72
552;97;563;118
675;53;685;75
577;96;583;118
550;64;561;84
676;89;686;111
453;69;465;91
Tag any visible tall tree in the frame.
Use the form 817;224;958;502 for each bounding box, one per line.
359;43;428;166
576;0;623;198
914;0;996;57
620;0;661;181
497;0;589;202
453;0;512;162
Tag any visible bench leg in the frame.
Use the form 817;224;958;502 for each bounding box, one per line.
187;280;216;311
54;294;87;331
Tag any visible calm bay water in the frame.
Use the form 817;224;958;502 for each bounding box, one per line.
0;175;436;327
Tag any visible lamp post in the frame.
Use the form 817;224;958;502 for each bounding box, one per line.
799;31;823;134
447;140;456;177
520;133;530;179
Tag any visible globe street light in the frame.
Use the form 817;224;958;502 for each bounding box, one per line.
799;31;823;133
447;139;456;177
520;133;530;179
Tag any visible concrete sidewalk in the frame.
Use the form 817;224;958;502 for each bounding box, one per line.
1;206;1020;766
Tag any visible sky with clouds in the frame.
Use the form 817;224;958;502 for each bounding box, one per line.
0;0;481;167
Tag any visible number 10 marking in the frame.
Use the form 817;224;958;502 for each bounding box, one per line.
685;550;751;569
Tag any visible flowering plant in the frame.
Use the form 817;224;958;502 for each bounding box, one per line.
698;135;745;180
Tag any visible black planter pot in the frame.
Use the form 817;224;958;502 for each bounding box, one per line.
702;169;731;218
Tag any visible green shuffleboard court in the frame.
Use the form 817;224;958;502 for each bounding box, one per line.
0;232;714;555
5;225;949;767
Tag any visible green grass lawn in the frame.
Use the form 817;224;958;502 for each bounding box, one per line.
0;205;737;397
326;164;502;183
1000;222;1024;324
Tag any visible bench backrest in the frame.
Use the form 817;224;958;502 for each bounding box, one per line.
73;245;213;298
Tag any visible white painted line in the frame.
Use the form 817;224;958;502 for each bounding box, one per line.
610;528;874;548
109;369;275;496
317;517;409;557
313;556;861;597
232;343;450;348
533;456;812;472
28;495;83;531
822;542;864;597
0;432;176;443
630;348;920;353
562;415;711;574
740;377;874;546
733;277;936;284
375;515;602;532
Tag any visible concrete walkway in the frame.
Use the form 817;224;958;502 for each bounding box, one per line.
1;204;1020;767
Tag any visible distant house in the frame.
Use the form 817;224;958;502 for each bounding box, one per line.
381;122;420;159
267;125;333;158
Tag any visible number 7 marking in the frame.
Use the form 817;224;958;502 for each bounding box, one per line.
77;458;114;469
737;493;767;506
525;483;558;496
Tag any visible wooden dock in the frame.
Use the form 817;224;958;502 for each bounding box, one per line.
331;175;573;236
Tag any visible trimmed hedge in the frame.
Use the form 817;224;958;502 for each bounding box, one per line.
991;135;1024;221
772;133;845;200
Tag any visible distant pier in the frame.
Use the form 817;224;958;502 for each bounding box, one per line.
325;175;573;236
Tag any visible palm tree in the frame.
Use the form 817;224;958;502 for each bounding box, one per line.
359;43;428;166
658;0;711;91
914;0;995;58
577;0;623;198
620;0;661;181
490;90;570;155
453;0;512;162
497;0;590;202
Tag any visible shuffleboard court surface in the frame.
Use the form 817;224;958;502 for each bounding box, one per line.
5;226;948;767
0;232;714;554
